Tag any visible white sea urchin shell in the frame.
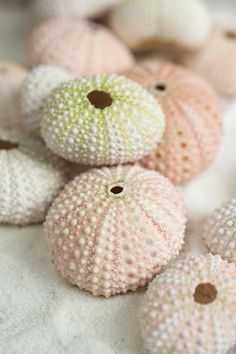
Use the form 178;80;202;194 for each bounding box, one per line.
41;74;165;166
44;165;186;297
0;129;67;225
204;199;236;263
109;0;212;50
21;65;73;134
140;254;236;354
33;0;122;21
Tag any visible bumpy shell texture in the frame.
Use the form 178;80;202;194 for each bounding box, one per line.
183;26;236;96
33;0;122;20
109;0;211;50
124;60;223;185
44;165;186;297
41;74;165;166
140;254;236;354
0;129;67;225
0;61;27;131
28;18;134;76
204;199;236;263
21;65;73;133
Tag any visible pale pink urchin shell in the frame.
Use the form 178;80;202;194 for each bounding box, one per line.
0;61;27;131
27;18;134;76
44;165;186;297
140;254;236;354
204;199;236;263
183;26;236;97
124;60;223;185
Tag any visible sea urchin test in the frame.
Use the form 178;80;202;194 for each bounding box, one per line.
44;165;186;297
41;75;165;166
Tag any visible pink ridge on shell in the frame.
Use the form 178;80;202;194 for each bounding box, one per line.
44;165;186;297
27;18;134;76
124;60;223;185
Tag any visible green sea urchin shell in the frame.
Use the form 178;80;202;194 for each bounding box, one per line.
41;74;165;165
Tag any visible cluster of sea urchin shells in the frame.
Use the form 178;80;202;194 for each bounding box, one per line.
2;2;236;354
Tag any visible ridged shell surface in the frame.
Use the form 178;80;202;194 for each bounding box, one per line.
124;60;223;185
44;165;186;297
0;129;67;225
33;0;122;20
21;65;73;133
140;254;236;354
204;199;236;263
0;61;27;131
183;26;236;96
109;0;212;50
41;74;165;166
28;18;134;76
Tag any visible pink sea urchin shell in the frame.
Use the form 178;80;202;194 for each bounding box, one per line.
140;254;236;354
0;61;27;131
183;26;236;97
124;60;223;185
204;199;236;263
44;165;186;297
27;18;134;76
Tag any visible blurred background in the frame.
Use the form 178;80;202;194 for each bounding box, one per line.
0;0;235;65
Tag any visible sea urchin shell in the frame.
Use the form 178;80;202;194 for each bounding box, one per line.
41;74;165;166
140;254;236;354
21;65;73;133
32;0;122;20
28;18;134;76
44;165;186;297
204;199;236;263
124;60;223;185
109;0;212;51
183;26;236;97
0;129;67;225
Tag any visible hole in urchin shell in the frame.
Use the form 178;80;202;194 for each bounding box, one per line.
155;83;167;92
225;30;236;40
0;140;19;150
110;185;124;195
87;90;113;109
193;283;217;304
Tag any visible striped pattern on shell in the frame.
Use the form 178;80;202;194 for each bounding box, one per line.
44;165;186;297
41;74;165;166
204;199;236;263
0;61;27;132
183;26;236;97
109;0;211;50
21;65;73;134
140;254;236;354
0;129;67;225
28;18;134;76
124;60;223;185
32;0;122;20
